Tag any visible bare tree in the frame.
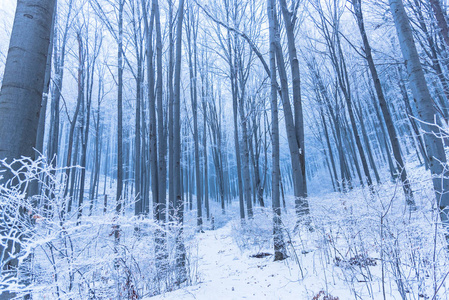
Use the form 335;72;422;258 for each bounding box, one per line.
0;0;56;298
352;0;414;205
389;0;449;236
268;0;286;261
173;0;188;283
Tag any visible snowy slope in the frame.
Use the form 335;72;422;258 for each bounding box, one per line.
147;178;449;300
148;221;308;300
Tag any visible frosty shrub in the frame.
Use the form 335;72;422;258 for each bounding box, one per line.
0;158;197;299
231;208;276;253
306;174;449;299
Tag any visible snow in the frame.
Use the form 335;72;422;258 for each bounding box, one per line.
148;221;306;300
146;212;395;300
147;164;449;300
2;158;449;300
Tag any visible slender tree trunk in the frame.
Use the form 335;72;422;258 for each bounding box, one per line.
78;45;94;223
144;0;158;221
227;30;245;221
429;0;449;48
90;105;102;215
186;7;202;228
202;86;210;221
47;0;72;169
268;0;286;261
272;4;310;222
168;0;175;220
354;0;414;204
396;66;429;169
173;0;187;282
134;49;142;217
114;0;124;254
320;107;340;192
279;0;308;212
355;101;381;184
237;80;253;218
155;0;167;222
64;37;84;215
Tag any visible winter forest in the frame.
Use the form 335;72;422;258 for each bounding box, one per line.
2;0;449;298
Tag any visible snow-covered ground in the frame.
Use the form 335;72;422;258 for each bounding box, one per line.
148;162;449;300
2;158;449;299
149;221;309;300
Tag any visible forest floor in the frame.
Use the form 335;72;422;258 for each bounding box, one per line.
149;220;310;300
20;162;449;299
147;198;408;300
148;171;449;300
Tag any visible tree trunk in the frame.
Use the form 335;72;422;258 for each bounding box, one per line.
173;0;187;283
272;4;309;221
134;44;142;217
0;0;56;297
389;0;449;236
429;0;449;48
202;84;210;221
155;0;167;222
279;0;308;211
114;0;124;250
354;0;413;204
268;0;286;261
186;7;203;228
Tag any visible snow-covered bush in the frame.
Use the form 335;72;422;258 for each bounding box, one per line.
306;175;449;299
0;158;197;299
231;208;274;254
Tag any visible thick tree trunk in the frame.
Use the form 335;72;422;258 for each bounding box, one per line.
0;0;55;167
389;0;449;236
0;0;56;297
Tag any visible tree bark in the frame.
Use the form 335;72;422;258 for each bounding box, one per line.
354;0;414;204
279;0;308;208
0;0;56;297
389;0;449;235
268;0;286;261
429;0;449;48
186;6;203;228
173;0;187;283
272;2;310;221
155;0;167;222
